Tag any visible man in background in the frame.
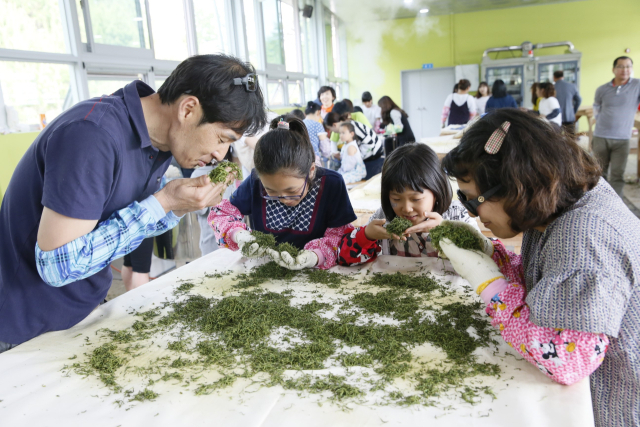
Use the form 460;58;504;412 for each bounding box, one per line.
553;70;582;134
360;91;381;132
592;56;640;197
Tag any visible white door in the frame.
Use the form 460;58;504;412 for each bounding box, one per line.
402;67;456;140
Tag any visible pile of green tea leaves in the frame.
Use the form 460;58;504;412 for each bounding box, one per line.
240;231;302;260
63;264;502;410
386;217;413;237
430;223;483;253
208;161;243;185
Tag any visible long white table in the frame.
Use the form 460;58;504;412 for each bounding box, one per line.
0;250;594;426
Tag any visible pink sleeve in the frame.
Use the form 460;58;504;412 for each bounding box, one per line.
207;199;247;251
482;241;609;385
304;225;351;270
441;106;450;124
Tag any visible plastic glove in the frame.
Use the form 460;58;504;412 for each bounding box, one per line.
266;248;318;270
439;238;504;295
439;220;494;257
233;230;266;258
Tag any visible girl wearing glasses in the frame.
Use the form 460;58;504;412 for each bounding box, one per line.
208;115;357;270
439;109;639;427
337;143;480;265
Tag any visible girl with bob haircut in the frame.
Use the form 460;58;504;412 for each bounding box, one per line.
208;115;356;271
337;143;479;265
439;108;639;427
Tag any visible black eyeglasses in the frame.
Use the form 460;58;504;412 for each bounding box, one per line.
457;185;502;216
261;174;309;201
233;73;257;92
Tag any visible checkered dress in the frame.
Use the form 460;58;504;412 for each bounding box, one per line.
520;179;640;427
265;180;320;232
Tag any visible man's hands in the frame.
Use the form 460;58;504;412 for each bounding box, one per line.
267;249;318;270
155;174;228;217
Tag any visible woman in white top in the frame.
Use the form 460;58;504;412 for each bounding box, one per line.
475;81;491;115
442;79;478;126
537;82;562;127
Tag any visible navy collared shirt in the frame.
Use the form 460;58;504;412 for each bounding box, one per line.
0;81;173;344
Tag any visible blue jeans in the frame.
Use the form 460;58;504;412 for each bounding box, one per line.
0;341;17;354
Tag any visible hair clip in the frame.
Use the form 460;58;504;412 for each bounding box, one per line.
484;121;511;154
277;119;290;130
232;73;257;92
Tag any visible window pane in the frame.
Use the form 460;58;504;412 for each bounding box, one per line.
0;0;68;53
323;9;334;77
0;61;76;132
304;77;317;103
89;0;150;49
262;0;284;66
288;81;301;105
243;0;260;68
267;80;284;106
330;14;341;79
148;0;188;61
75;0;88;43
155;77;168;90
194;0;232;54
299;1;316;75
280;0;299;72
87;76;141;98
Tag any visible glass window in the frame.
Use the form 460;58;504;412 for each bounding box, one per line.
280;0;299;72
304;77;317;103
88;0;150;49
298;1;316;75
0;61;77;132
323;9;334;78
194;0;232;54
330;14;341;79
243;0;260;68
288;81;302;105
262;0;284;66
87;75;142;98
147;0;188;61
154;76;169;90
75;0;88;44
267;79;284;106
0;0;68;53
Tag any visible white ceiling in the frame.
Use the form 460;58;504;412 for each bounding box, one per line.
320;0;587;21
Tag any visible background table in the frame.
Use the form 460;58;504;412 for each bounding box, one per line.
0;250;593;426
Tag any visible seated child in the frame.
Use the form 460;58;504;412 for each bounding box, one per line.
337;143;479;265
208;116;357;270
336;122;367;184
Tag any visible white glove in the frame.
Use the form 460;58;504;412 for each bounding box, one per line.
266;248;318;270
439;238;504;294
439;220;494;257
233;230;266;258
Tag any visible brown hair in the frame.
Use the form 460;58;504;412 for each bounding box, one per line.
475;81;490;99
378;95;408;126
458;79;471;91
441;109;601;232
339;122;355;133
530;83;539;105
538;82;556;98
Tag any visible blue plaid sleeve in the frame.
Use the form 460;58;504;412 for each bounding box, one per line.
35;200;181;287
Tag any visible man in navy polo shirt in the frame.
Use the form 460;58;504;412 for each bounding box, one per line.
0;54;266;352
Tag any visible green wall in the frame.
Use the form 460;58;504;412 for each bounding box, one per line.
0;132;38;203
347;0;640;108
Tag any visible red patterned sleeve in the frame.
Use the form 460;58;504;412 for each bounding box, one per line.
304;225;353;270
207;199;247;251
336;225;382;266
481;240;609;385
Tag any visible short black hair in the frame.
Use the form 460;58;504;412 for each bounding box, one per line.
380;143;452;221
614;56;633;67
305;101;321;115
339;121;355;133
442;109;601;232
254;115;315;180
158;54;267;135
458;79;471;91
317;86;336;101
323;111;341;127
491;79;508;98
332;101;351;121
362;91;372;102
289;108;305;120
553;70;564;79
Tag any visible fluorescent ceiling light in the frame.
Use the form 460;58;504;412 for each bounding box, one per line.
419;8;429;13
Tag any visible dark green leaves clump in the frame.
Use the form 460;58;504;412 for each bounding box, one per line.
130;388;158;402
275;242;301;259
208;160;243;185
386;217;413;237
235;261;298;288
303;269;354;288
363;272;441;294
430;223;483;253
89;343;125;374
241;231;277;257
